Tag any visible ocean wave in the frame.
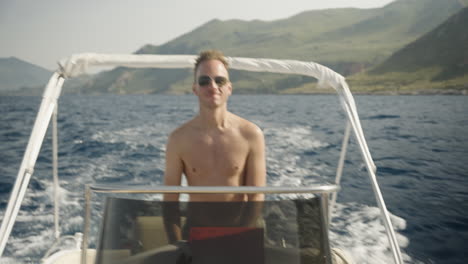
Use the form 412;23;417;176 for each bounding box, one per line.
2;95;468;263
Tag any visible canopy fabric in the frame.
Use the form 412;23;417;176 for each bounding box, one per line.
59;53;344;92
58;53;376;172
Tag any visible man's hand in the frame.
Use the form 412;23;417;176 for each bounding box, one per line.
163;132;184;243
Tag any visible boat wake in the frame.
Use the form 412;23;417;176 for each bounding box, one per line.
0;96;419;263
331;202;418;264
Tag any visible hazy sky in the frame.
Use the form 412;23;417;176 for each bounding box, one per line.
0;0;395;70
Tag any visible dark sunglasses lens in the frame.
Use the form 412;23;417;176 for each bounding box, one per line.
215;77;227;86
198;76;211;86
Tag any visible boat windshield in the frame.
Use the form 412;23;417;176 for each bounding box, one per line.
95;195;331;264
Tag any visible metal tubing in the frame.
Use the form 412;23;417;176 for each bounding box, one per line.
52;102;60;239
0;171;32;257
335;85;376;173
320;193;332;264
342;102;404;264
0;73;64;257
88;184;340;194
367;169;404;264
81;186;92;264
330;121;351;220
341;94;376;172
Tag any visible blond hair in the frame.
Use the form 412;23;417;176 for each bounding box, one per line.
194;50;229;80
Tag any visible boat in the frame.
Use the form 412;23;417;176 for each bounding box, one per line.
0;53;404;263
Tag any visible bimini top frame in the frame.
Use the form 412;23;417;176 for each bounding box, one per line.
0;53;403;264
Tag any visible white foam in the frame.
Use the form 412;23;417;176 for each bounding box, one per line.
5;228;54;258
2;121;418;263
265;126;332;189
330;202;415;264
262;124;416;263
90;122;171;149
0;257;23;264
265;126;329;152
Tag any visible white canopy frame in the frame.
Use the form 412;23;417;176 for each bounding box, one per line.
0;53;403;264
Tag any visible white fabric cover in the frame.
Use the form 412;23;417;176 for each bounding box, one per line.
58;53;375;170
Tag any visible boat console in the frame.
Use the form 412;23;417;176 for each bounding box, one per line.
88;185;338;264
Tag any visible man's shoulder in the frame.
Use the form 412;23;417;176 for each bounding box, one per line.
231;114;263;140
169;118;198;141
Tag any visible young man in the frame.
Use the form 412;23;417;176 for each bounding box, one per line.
163;50;266;243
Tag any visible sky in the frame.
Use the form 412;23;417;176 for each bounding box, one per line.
0;0;395;70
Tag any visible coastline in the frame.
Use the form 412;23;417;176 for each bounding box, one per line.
2;90;467;96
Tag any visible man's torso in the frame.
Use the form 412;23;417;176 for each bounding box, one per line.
175;114;252;202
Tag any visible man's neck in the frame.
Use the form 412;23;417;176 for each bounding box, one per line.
197;106;230;130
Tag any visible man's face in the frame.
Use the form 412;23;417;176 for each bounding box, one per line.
193;60;232;108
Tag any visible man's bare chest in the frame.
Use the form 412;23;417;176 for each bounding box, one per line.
180;133;250;181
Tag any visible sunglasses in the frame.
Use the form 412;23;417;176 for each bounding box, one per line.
197;75;229;87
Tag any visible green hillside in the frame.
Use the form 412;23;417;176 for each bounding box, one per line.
78;0;466;95
347;7;468;94
371;7;468;79
0;57;52;92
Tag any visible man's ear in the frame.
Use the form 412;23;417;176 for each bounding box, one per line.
192;83;198;95
227;82;233;95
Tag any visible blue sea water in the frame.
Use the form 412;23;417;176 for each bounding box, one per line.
0;94;467;264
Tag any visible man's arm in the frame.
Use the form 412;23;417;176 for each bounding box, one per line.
242;125;266;227
245;125;266;200
162;132;184;243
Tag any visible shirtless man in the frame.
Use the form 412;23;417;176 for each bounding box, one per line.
163;50;266;243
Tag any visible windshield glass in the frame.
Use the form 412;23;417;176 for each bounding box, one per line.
95;195;331;264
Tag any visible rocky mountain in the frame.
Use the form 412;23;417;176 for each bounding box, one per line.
0;57;52;92
371;7;468;81
77;0;467;94
347;7;468;94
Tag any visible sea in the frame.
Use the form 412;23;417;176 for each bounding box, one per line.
0;94;467;264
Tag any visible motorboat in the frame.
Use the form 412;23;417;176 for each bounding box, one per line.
0;54;404;264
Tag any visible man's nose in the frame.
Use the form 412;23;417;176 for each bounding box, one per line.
207;79;219;89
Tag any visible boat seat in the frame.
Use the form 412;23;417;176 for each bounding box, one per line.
135;215;265;252
135;216;186;251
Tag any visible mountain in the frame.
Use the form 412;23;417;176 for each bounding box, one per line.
141;0;463;66
0;57;52;92
371;7;468;80
347;7;468;94
80;0;466;94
